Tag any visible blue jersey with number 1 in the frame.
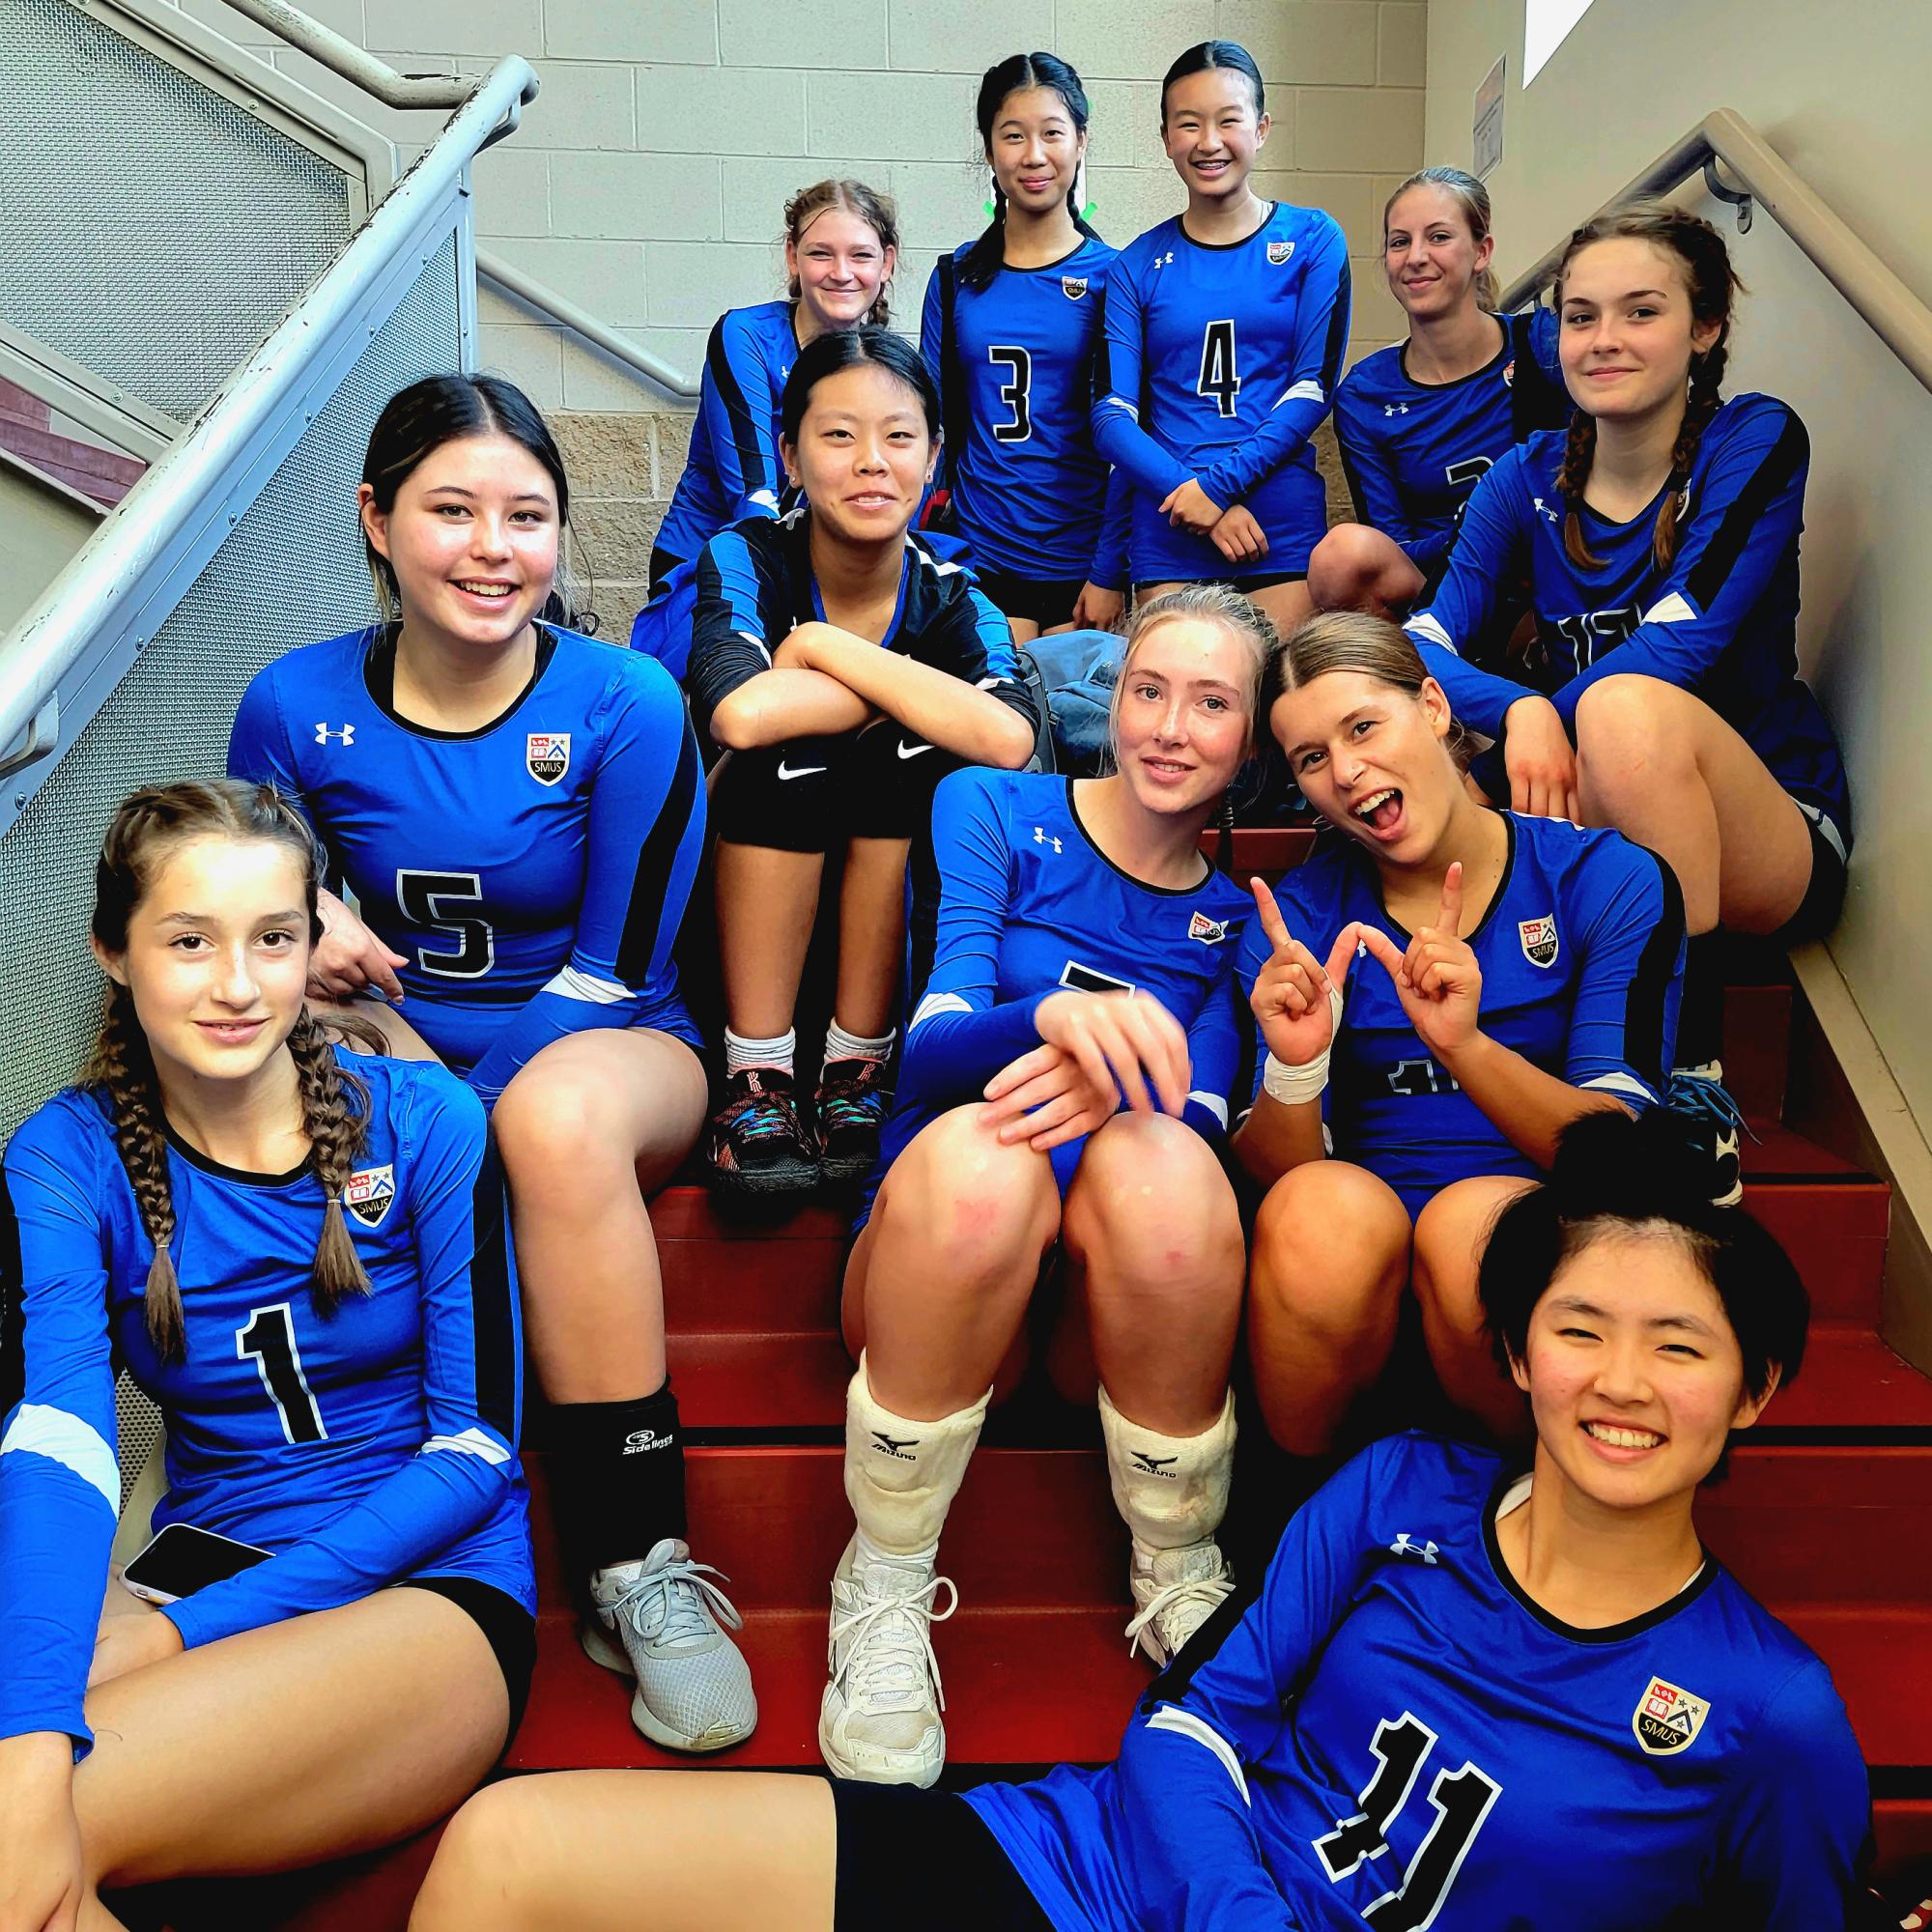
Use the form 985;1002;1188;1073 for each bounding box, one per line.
1094;202;1350;582
228;624;704;1110
0;1054;530;1754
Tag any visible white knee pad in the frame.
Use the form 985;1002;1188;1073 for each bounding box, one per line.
1099;1385;1236;1550
843;1352;991;1556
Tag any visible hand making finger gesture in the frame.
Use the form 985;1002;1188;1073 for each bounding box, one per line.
1354;861;1484;1057
1246;877;1359;1072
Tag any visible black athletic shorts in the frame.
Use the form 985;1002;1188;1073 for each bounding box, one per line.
831;1780;1054;1932
403;1575;536;1750
1134;568;1306;595
710;717;962;853
974;568;1090;632
1769;801;1850;947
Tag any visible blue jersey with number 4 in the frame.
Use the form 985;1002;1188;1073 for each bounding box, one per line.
1094;202;1350;580
228;624;705;1108
967;1432;1868;1932
1240;815;1685;1214
0;1054;530;1753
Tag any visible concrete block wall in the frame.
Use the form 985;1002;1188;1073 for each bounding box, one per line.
168;0;1423;629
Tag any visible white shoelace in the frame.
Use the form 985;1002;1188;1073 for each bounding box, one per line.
1123;1571;1235;1657
828;1570;959;1714
609;1553;745;1649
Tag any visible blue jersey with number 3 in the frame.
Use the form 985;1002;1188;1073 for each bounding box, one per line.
0;1054;530;1753
967;1433;1868;1932
228;624;705;1107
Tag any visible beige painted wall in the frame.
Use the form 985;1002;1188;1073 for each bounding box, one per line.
169;0;1425;619
1425;0;1932;1131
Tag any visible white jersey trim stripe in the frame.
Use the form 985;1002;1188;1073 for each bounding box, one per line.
1188;1090;1230;1129
424;1427;512;1466
1;1404;119;1513
1406;611;1455;653
737;630;772;664
910;991;973;1031
1275;379;1324;408
1146;1707;1252;1806
1579;1070;1657;1102
1640;591;1697;626
543;965;636;1006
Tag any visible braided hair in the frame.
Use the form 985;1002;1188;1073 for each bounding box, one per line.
961;54;1100;295
1551;202;1744;574
80;780;375;1360
782;180;898;327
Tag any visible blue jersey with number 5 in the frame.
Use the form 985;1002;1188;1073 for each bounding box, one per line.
228;625;705;1107
0;1055;530;1753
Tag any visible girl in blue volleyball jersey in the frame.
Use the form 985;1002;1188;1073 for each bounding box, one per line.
1093;41;1350;635
1236;613;1684;1448
229;376;753;1756
0;781;529;1928
652;181;900;587
411;1114;1867;1932
921;53;1128;639
1402;206;1849;1195
1318;168;1568;618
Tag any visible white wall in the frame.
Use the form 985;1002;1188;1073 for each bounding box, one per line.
1425;0;1932;1131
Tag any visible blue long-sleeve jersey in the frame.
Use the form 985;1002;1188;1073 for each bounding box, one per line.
0;1054;531;1753
920;238;1130;587
1240;814;1684;1215
967;1432;1870;1932
1094;202;1350;582
1405;392;1850;844
861;769;1250;1220
1334;307;1568;584
228;624;704;1109
654;298;800;568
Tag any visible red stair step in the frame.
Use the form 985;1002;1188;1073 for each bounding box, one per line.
1744;1178;1888;1324
507;1604;1144;1773
528;1446;1126;1612
1723;983;1791;1120
1701;1446;1932;1601
1875;1798;1932;1880
1778;1607;1932;1771
668;1328;849;1429
1754;1326;1932;1431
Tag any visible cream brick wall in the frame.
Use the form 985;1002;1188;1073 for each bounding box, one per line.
170;0;1423;627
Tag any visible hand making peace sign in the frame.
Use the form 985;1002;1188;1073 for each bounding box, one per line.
1354;861;1484;1058
1246;877;1361;1072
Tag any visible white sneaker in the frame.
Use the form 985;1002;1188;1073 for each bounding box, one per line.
817;1535;958;1787
582;1538;757;1752
1124;1539;1235;1667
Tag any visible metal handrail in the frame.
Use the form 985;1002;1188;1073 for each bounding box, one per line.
0;55;541;760
1500;108;1932;400
477;249;699;400
220;0;700;398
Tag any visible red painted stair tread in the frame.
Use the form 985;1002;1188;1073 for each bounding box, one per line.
508;1605;1146;1772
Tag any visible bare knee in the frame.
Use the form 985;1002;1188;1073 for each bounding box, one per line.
495;1064;633;1189
1575;674;1698;781
874;1108;1057;1285
1251;1164;1409;1338
1308;523;1419;614
1068;1115;1240;1279
1411;1179;1526;1328
412;1784;543;1932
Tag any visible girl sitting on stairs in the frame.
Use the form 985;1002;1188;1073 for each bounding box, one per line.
409;1110;1870;1932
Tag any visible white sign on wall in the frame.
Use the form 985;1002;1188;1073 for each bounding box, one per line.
1473;54;1506;181
1524;0;1601;82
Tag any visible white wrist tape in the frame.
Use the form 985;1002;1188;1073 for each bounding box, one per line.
1261;981;1346;1108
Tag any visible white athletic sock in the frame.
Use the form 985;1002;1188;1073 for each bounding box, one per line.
823;1020;895;1070
724;1026;795;1079
1099;1385;1236;1551
843;1351;990;1556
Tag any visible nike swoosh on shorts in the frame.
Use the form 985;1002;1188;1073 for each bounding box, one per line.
895;742;936;760
778;761;829;780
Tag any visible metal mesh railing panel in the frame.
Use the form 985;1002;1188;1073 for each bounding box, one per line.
0;0;357;420
0;238;460;1161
